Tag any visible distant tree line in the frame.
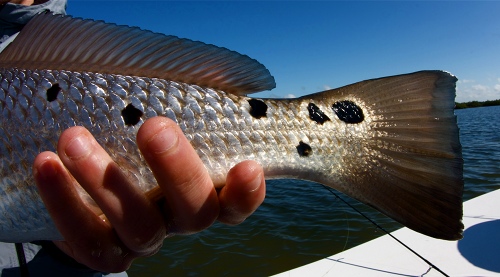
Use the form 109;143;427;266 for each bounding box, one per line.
455;99;500;109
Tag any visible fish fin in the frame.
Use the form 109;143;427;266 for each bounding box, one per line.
0;12;275;95
323;71;463;240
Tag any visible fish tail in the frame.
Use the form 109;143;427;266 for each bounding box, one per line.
327;71;463;240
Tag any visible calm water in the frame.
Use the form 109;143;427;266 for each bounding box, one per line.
129;106;500;276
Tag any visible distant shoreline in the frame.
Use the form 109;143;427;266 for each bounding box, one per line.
455;99;500;109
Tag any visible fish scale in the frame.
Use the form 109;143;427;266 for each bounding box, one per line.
0;13;463;242
0;68;365;241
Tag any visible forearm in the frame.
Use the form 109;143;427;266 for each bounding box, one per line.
0;0;33;5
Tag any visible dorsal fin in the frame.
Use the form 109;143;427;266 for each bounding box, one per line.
0;12;275;95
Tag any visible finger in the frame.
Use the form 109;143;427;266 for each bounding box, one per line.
56;126;165;254
33;152;133;272
137;117;219;234
33;152;108;238
217;160;266;225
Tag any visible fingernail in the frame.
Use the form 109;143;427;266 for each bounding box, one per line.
147;126;179;155
35;159;58;182
65;134;92;160
248;173;263;192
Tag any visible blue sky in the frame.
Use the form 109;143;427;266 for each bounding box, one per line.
67;1;500;102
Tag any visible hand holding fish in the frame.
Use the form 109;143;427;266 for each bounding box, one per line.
32;116;266;272
0;13;464;275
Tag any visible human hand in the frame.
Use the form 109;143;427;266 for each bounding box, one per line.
32;116;266;272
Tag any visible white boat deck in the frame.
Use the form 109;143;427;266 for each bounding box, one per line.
274;189;500;277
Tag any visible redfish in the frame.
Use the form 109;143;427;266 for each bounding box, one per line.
0;13;463;242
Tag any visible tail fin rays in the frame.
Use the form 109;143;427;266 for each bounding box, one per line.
337;71;463;240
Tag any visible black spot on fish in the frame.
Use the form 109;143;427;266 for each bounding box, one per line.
248;99;267;119
307;103;330;124
296;141;312;157
332;100;364;124
121;104;143;126
46;83;61;102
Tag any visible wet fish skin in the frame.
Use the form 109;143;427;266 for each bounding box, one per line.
0;13;463;243
0;68;462;242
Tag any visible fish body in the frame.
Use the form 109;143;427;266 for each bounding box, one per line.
0;13;463;242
